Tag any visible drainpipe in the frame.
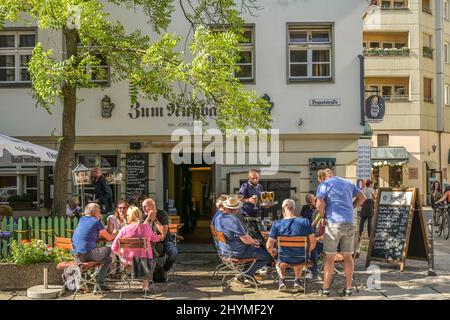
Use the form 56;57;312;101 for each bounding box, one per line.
358;55;366;126
436;0;444;186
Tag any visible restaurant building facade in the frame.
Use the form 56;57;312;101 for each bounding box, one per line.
0;0;366;236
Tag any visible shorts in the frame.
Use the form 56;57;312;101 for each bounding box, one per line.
323;223;355;254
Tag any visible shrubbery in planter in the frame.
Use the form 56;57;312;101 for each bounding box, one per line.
1;239;73;265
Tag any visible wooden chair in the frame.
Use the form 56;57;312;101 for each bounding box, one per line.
169;223;179;244
210;226;258;288
117;237;154;299
55;237;103;299
276;236;310;294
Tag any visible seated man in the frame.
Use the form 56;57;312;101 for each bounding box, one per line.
141;198;178;282
72;203;117;291
266;199;316;292
213;194;272;285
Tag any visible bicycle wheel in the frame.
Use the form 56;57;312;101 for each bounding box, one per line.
443;215;450;240
437;212;444;237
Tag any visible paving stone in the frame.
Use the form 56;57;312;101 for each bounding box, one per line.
383;287;446;300
0;293;13;300
244;291;294;300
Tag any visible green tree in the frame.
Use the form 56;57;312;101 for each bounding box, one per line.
0;0;271;216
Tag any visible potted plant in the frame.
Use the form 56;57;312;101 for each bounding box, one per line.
0;239;73;290
7;194;34;210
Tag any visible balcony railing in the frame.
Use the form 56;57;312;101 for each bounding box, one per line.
383;95;410;102
380;4;409;10
423;46;434;59
365;94;410;102
364;47;410;57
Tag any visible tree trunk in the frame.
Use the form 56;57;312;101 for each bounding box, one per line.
51;29;78;216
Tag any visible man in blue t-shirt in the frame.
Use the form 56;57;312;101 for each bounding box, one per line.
266;199;316;292
213;194;271;285
72;203;117;291
238;169;265;243
315;169;366;297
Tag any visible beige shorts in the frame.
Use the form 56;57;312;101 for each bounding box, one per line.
323;223;355;254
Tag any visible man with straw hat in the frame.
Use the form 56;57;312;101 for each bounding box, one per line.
213;194;272;285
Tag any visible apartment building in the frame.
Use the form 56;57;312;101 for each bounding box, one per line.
364;0;450;203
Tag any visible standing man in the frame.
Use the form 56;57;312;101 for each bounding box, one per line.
72;203;117;291
92;166;113;214
315;169;366;297
238;169;264;241
141;198;178;281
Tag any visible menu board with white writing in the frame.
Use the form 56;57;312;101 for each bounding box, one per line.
371;205;410;261
367;188;429;271
126;153;148;199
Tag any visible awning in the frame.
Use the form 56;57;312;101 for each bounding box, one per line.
371;147;409;165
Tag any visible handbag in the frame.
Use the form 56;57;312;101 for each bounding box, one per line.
131;256;152;280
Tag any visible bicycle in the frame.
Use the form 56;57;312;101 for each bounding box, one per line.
435;203;450;240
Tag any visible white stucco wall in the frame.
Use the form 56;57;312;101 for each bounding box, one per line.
0;0;366;137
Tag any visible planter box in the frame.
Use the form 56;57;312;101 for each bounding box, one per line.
9;202;35;210
0;263;63;290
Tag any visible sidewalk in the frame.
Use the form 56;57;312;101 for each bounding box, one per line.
1;208;449;300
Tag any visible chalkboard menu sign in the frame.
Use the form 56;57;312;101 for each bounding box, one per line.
366;188;429;271
126;153;148;199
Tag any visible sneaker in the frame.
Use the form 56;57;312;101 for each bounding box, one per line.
319;288;330;297
342;288;353;297
244;275;261;285
305;270;314;280
256;266;272;275
278;279;287;292
293;278;304;291
233;275;247;285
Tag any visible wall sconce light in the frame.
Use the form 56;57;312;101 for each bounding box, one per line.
432;144;437;153
298;117;303;126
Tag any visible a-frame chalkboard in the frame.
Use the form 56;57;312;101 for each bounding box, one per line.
366;187;429;271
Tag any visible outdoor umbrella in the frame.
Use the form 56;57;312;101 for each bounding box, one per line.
0;133;58;164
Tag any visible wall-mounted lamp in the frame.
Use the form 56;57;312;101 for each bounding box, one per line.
298;117;303;126
432;144;437;153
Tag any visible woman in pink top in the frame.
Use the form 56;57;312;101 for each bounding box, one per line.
112;206;162;286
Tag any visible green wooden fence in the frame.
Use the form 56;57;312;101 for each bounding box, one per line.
0;216;80;259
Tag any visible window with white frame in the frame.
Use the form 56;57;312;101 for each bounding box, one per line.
380;0;408;9
76;38;109;84
235;27;254;82
422;0;432;13
288;25;332;81
367;84;408;101
75;152;118;202
0;30;35;84
0;176;17;203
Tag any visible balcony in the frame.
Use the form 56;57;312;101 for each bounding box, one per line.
383;95;410;102
423;46;434;59
364;47;410;57
379;1;409;10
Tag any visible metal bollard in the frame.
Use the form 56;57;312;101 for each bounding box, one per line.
427;219;437;276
